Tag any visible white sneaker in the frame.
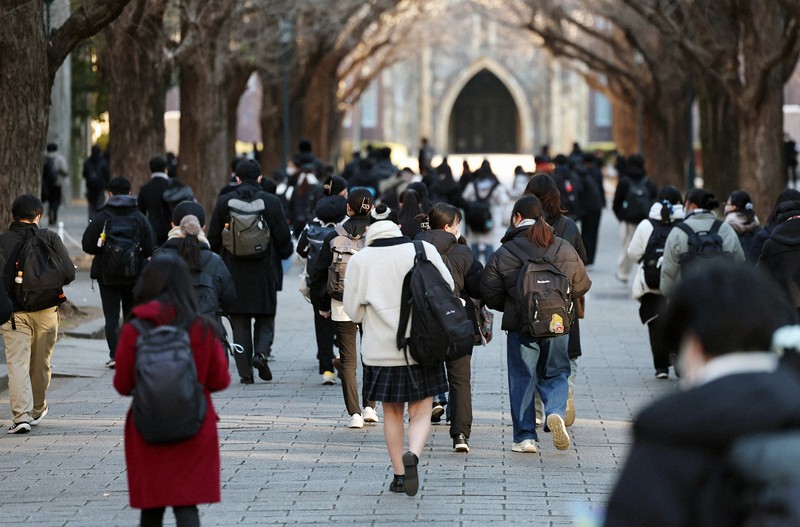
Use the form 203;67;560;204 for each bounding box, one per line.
511;439;537;453
348;413;364;428
547;414;571;450
321;371;336;385
363;406;379;423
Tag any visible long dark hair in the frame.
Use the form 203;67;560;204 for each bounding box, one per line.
398;189;425;236
765;189;800;228
347;187;373;217
512;196;554;248
134;252;198;328
427;202;461;230
656;185;683;224
727;190;756;224
174;215;204;271
524;173;565;220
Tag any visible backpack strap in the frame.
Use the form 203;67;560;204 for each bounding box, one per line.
710;219;723;235
675;221;696;238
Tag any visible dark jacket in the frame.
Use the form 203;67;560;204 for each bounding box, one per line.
605;365;800;527
207;181;293;315
309;215;370;311
551;164;584;221
0;221;76;312
415;229;481;297
296;195;347;259
612;172;658;223
137;175;171;245
479;226;591;333
156;238;236;317
757;209;800;310
548;214;588;263
82;195;157;282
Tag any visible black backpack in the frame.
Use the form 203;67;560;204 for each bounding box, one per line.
506;242;574;338
13;230;68;312
676;219;728;267
465;181;498;233
42;157;57;189
396;240;474;367
725;431;800;526
162;179;194;213
193;252;221;318
621;177;652;223
305;222;336;266
640;219;678;290
130;319;207;444
100;215;142;287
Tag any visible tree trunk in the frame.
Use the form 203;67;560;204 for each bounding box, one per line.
301;59;340;164
226;65;256;159
697;78;740;204
735;70;786;220
0;3;53;224
642;82;690;190
610;97;637;157
101;2;168;192
178;43;230;216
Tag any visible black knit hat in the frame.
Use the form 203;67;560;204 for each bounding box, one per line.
172;200;206;227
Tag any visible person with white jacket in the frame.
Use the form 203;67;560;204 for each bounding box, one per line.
343;219;452;497
627;186;685;379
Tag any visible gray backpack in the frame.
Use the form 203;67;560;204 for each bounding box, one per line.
130;319;207;444
222;194;271;259
326;223;365;301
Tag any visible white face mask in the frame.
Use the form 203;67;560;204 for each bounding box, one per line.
286;166;298;176
454;227;461;239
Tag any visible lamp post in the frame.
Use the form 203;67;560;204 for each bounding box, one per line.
686;77;696;191
44;0;54;35
280;19;293;174
634;51;644;155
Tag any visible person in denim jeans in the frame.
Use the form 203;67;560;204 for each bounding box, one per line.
480;196;590;453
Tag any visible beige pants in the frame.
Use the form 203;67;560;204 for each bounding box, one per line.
2;307;59;425
617;221;638;280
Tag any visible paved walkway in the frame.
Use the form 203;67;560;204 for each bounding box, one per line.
0;203;675;526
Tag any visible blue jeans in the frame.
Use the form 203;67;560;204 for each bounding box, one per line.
506;331;570;442
471;243;495;264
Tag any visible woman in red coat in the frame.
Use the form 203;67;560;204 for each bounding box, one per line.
114;253;230;527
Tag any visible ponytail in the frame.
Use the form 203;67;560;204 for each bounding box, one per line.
659;200;673;224
512;195;554;248
525;220;554;248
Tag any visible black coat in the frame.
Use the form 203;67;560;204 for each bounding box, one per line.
82;195;157;282
757;216;800;310
137;176;172;245
207;181;293;315
415;229;481;297
605;365;800;527
612;174;658;223
0;222;76;312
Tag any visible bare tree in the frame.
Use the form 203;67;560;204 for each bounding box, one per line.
0;0;131;223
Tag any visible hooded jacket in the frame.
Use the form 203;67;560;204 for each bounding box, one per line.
757;202;800;310
605;359;800;527
82;195;157;282
725;210;764;263
612;160;658;223
659;210;746;296
479;225;591;333
627;202;686;299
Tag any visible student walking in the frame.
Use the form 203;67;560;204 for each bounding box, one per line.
343;219;453;495
82;177;157;368
480;196;590;453
114;254;230;527
626;186;684;379
723;190;764;263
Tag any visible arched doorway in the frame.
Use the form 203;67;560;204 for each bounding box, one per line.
448;69;520;153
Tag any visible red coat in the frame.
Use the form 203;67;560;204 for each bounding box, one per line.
113;301;230;509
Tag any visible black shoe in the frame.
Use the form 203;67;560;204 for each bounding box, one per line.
240;376;254;385
453;433;469;453
252;354;272;381
655;368;669;379
402;451;419;496
431;403;444;423
669;353;681;378
389;475;405;493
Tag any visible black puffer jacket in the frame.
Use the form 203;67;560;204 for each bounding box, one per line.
757;201;800;311
479;226;591;333
296;195;347;259
82;195;157;281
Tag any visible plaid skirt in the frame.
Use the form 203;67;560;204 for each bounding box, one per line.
362;363;448;403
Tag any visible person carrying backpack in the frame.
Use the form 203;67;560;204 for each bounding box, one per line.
83;144;110;220
137;156;173;246
604;261;800;527
208;159;293;384
660;189;745;296
308;188;379;428
723;190;764;264
0;194;75;434
626;186;685;379
480;196;591;454
415;203;484;453
155;201;235;328
343;216;453;496
296;176;347;384
461;160;509;264
82;177;157;369
612;154;657;282
114;253;230;527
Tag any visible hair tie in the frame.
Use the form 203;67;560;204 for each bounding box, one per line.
661;199;674;215
180;214;202;237
371;206;391;221
745;202;754;211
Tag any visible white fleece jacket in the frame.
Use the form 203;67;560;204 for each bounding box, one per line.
343;221;454;367
627;202;685;299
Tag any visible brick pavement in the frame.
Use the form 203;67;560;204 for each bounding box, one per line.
0;203;676;526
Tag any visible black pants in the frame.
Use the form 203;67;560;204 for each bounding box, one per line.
313;308;335;373
446;352;473;438
230;314;275;380
99;282;134;360
334;320;375;416
640;293;670;370
580;211;602;265
140;505;199;527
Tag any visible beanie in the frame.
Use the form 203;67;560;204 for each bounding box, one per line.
172;200;206;227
